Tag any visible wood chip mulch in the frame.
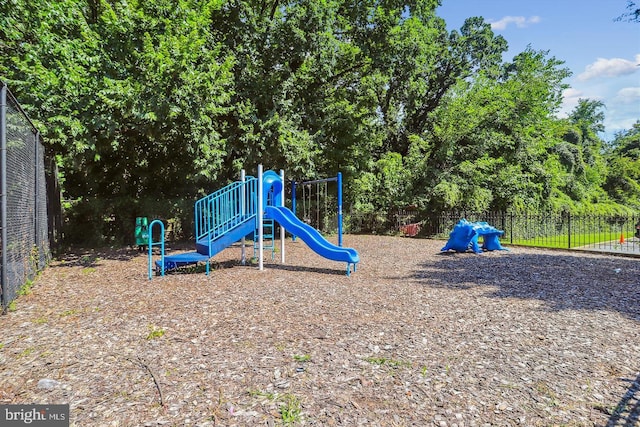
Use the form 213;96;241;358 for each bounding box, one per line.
0;235;639;426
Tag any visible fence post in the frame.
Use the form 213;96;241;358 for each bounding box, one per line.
0;83;6;312
567;211;571;249
34;131;40;267
509;212;514;244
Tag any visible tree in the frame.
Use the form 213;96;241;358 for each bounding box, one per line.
2;0;236;242
211;0;378;180
404;47;572;213
341;11;509;219
3;0;637;242
603;121;640;208
568;99;605;143
617;1;640;22
608;120;640;159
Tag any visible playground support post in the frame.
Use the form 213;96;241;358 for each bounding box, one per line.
147;219;165;279
280;169;285;263
337;172;342;247
241;169;246;265
258;164;264;271
291;180;297;224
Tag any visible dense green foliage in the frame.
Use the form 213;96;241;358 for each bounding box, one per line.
618;1;640;22
604;121;640;207
1;0;638;242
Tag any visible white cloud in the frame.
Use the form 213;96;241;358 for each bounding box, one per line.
562;88;583;100
607;86;640;135
577;54;640;81
615;87;640;103
604;112;639;138
489;16;541;31
559;88;584;117
607;117;639;133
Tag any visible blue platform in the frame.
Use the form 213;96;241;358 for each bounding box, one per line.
155;252;212;274
154;219;255;275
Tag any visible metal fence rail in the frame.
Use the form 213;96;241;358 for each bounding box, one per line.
424;211;640;255
345;208;640;255
1;82;59;312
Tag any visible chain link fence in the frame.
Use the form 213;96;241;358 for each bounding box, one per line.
1;82;61;312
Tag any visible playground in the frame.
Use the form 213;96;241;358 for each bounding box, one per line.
145;168;359;278
0;235;638;426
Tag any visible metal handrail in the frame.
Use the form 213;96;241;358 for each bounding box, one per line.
194;176;258;242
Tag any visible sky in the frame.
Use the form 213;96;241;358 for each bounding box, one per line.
436;0;640;141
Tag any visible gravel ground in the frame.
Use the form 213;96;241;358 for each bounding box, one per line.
0;235;639;426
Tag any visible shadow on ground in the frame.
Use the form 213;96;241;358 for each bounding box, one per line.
265;262;348;276
409;249;640;425
409;250;640;321
50;241;199;268
607;372;640;427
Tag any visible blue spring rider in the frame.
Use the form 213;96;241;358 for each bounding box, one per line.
441;219;507;254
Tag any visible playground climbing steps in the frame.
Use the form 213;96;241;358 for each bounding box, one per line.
193;176;258;260
151;177;259;276
254;218;276;260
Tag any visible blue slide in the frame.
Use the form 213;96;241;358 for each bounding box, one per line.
264;206;359;271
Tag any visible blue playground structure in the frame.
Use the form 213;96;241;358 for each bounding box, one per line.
441;219;508;254
147;166;359;278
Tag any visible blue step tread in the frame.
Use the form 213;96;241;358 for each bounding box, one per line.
155;252;211;272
